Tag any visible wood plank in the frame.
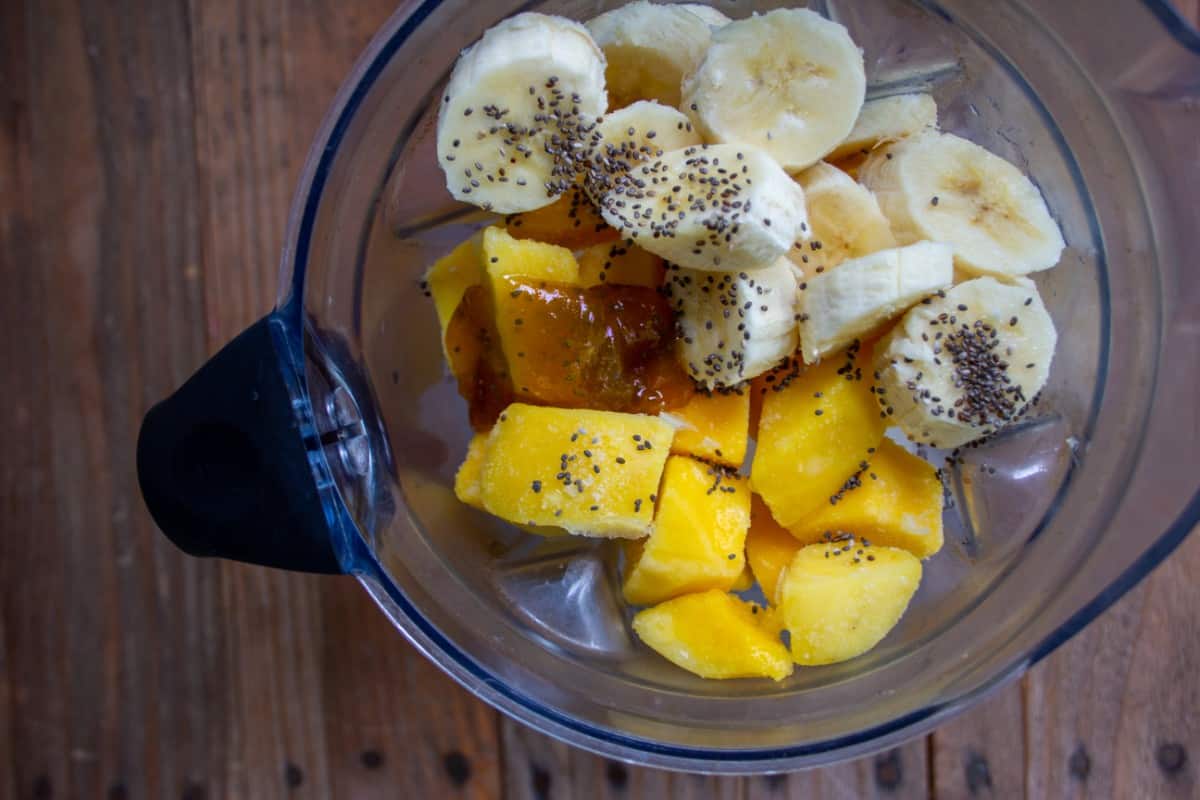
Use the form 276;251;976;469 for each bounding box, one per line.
1025;532;1200;799
186;0;503;796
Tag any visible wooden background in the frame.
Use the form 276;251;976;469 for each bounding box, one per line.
2;1;1198;797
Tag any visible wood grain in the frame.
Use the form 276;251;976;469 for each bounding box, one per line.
1;1;1198;798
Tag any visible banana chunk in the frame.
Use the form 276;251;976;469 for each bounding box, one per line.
859;131;1066;277
667;257;799;388
681;9;866;171
593;143;808;272
585;101;703;200
587;1;717;109
797;241;953;362
436;13;607;214
827;93;938;162
873;277;1057;448
678;4;732;26
789;162;896;277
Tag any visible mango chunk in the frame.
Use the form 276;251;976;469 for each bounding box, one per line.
483;225;579;286
578;241;665;288
786;439;944;558
426;235;484;353
622;456;750;606
453;433;490;510
505;184;619;250
479;404;674;538
751;342;885;529
665;390;750;468
633;590;793;681
730;564;755;592
779;539;921;666
745;495;801;605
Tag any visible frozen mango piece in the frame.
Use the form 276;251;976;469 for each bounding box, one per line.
786;439;944;558
505;184;620;250
745;495;801;605
426;235;484;352
479;404;674;538
730;564;754;592
665;390;750;468
578;241;665;288
453;433;490;510
483;225;579;286
633;590;792;681
751;341;885;529
779;538;921;666
622;456;750;606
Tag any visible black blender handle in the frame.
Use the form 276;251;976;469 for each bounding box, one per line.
137;313;344;574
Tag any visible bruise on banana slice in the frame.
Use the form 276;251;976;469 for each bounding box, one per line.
666;257;799;389
436;13;607;214
859;131;1066;277
873;277;1057;448
592;143;808;272
682;8;866;172
587;1;718;109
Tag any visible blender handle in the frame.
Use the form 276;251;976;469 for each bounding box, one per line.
137;312;345;574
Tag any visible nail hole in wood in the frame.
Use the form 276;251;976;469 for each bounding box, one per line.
875;748;903;790
763;773;788;791
1157;742;1187;776
965;749;993;794
361;750;385;770
181;782;207;800
443;751;471;787
530;763;551;800
285;762;304;788
1068;745;1091;781
32;775;52;800
107;783;129;800
605;760;628;790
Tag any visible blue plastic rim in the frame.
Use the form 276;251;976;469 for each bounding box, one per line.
272;0;1200;768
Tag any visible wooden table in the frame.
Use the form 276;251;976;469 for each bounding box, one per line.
2;2;1197;797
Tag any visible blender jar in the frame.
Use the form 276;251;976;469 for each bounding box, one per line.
137;0;1200;772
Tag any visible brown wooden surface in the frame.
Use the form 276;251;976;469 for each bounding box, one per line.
1;1;1197;798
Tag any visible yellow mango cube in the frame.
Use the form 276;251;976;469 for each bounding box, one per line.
483;225;579;286
745;495;801;605
578;241;664;288
426;235;483;352
479;404;674;538
453;433;489;510
779;539;922;666
622;456;750;606
633;590;793;681
666;390;750;468
751;342;885;529
505;184;619;250
786;439;944;558
730;564;754;592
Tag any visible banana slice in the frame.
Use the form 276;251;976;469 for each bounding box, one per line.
873;276;1057;448
666;258;799;388
678;4;731;26
827;93;938;162
593;143;808;272
681;9;866;171
797;241;953;362
587;1;716;109
859;131;1066;277
437;13;607;214
788;162;896;277
586;101;703;195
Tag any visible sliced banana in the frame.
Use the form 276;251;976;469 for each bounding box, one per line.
593;143;808;272
827;93;938;162
873;276;1057;448
585;101;703;200
437;13;607;214
788;162;896;277
666;258;800;388
797;241;953;362
678;4;731;26
681;9;866;171
587;1;716;109
859;131;1066;277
